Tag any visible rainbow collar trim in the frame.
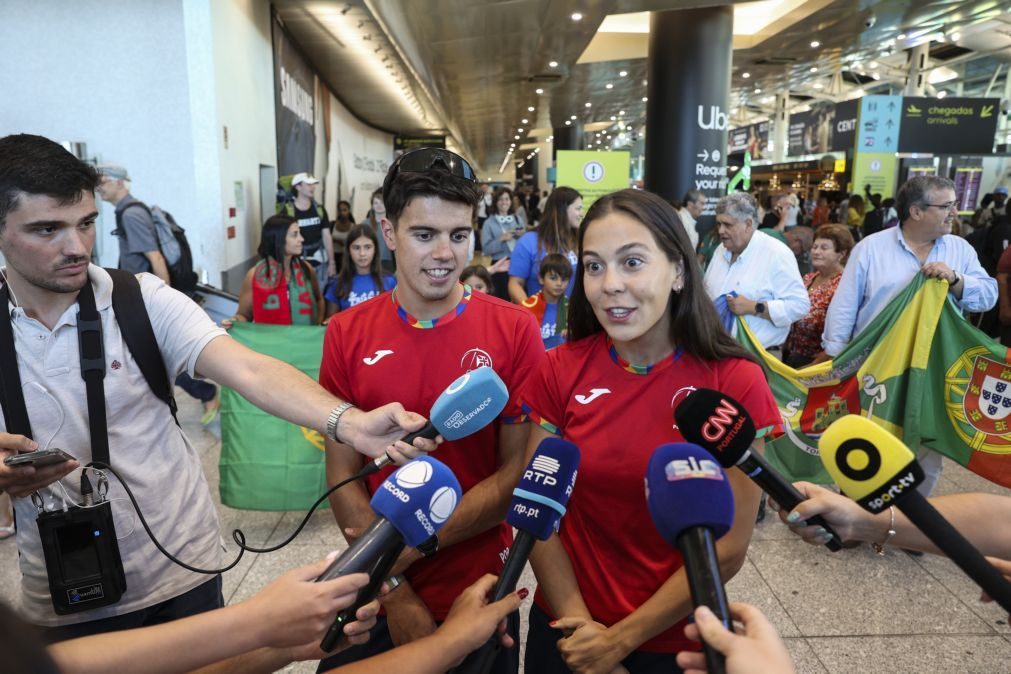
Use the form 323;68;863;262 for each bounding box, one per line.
392;283;472;329
606;337;683;375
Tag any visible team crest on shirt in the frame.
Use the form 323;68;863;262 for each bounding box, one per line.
461;348;493;371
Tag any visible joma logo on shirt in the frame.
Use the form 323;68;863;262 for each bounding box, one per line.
574;388;611;405
363;350;394;365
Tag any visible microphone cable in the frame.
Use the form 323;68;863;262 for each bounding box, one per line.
86;458;381;575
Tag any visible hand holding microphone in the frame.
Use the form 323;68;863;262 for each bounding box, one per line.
357;366;509;478
451;437;580;674
674;389;843;552
646;443;737;674
315;456;462;651
820;415;1011;614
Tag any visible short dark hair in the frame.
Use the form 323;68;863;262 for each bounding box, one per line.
460;264;494;293
0;134;99;232
382;169;478;225
896;175;955;222
569;189;756;364
539;253;572;280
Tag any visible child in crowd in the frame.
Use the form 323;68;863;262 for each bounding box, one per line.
460;264;494;294
325;223;396;315
521;253;571;349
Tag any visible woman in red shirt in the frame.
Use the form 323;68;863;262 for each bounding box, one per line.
520;189;779;673
783;224;854;367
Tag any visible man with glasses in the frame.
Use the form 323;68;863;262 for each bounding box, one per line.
319;148;544;674
821;175;996;496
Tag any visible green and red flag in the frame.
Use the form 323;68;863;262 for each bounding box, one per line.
219;322;329;510
737;274;1011;488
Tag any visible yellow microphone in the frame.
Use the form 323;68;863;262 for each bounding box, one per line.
818;415;924;513
819;415;1011;613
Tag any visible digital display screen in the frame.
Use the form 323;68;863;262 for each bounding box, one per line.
57;522;101;580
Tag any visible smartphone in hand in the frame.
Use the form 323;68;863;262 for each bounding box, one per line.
3;448;76;468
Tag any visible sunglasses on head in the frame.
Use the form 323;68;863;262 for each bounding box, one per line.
387;148;477;183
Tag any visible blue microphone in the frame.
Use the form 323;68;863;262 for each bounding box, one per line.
316;457;462;650
646;443;735;674
360;366;509;477
451;437;580;674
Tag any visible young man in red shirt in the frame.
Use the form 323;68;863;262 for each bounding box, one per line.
317;149;545;673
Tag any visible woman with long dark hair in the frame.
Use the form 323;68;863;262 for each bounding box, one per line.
520;189;778;673
481;186;525;300
224;214;323;327
508;186;582;303
325;223;396;315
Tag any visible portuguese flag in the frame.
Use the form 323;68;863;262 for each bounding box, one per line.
736;274;1011;489
219;322;329;510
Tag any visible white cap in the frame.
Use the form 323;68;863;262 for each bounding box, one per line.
292;172;319;186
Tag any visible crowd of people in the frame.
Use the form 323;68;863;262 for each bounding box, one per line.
0;134;1009;674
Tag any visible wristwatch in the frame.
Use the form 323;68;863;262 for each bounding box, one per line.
754;302;766;317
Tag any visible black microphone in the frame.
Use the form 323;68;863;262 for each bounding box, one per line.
821;415;1011;614
674;388;843;552
316;456;462;651
450;437;581;674
356;366;509;478
646;443;736;674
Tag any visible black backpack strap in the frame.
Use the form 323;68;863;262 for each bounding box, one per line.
76;282;111;466
106;268;179;425
0;283;33;439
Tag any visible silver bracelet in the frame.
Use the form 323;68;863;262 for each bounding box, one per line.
326;402;356;444
872;506;896;556
386;574;407;592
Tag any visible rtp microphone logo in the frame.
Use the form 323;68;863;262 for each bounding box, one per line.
525;455;561;486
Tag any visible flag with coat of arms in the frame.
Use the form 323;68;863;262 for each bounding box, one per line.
732;274;1011;488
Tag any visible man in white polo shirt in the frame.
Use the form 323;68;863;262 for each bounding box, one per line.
704;192;810;356
0;134;436;641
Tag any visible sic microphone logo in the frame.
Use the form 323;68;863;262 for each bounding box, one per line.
700;398;746;450
664;456;725;482
524;455;561;487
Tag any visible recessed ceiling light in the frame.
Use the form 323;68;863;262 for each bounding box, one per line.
811;40;820;48
605;83;613;89
535;88;544;94
510;143;515;148
642;96;648;102
571;115;577;120
813;82;824;89
514;135;520;139
610;115;616;121
518;128;524;133
897;33;906;39
869;61;878;68
872;72;881;80
549;60;559;68
950;32;960;41
571;12;582;21
937;90;947;98
619;70;628;77
522;118;529;124
742;72;750;79
528;106;535;112
754;88;762;94
585;102;592;107
565;120;572;125
619;110;625;115
810;66;818;73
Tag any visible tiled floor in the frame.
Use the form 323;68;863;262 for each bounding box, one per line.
2;391;1010;673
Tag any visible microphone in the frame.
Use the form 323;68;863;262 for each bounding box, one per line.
674;388;843;552
646;443;735;674
450;437;580;674
316;456;462;650
820;415;1011;614
358;366;509;478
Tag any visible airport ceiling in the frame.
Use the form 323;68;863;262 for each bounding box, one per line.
274;0;1011;175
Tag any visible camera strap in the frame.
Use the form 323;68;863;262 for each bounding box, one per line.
0;281;110;467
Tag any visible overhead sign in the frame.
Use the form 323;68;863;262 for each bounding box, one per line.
272;19;317;175
394;136;446;156
898;97;999;154
556;150;630;211
857;95;902;153
728;121;769;160
787;99;859;157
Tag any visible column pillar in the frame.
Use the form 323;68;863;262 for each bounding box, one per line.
553;121;584;161
905;42;930;96
773;93;789;162
644;6;732;234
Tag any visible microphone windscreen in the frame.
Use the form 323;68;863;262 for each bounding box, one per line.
370;456;463;548
819;415;924;514
646;443;736;545
506;437;580;540
673;388;756;467
430;366;510;441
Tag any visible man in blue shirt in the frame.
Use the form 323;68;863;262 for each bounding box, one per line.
821;175;997;495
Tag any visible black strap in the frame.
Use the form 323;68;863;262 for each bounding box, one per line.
0;283;33;440
76;282;110;467
106;269;178;424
